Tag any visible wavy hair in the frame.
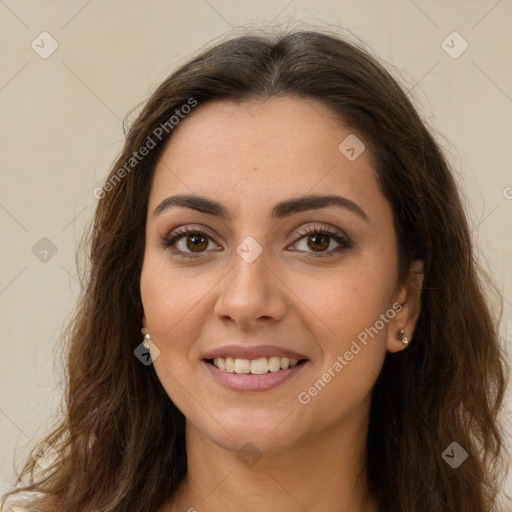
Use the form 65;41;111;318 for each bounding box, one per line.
2;28;509;512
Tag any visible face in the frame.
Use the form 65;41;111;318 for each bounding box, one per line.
140;96;422;455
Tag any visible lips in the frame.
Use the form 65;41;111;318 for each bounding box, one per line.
201;344;309;392
203;357;309;392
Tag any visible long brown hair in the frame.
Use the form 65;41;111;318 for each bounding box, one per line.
2;27;509;512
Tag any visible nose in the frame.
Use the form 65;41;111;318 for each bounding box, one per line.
213;245;287;330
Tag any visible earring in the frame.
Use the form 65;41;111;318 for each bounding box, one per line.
397;329;409;345
143;333;151;349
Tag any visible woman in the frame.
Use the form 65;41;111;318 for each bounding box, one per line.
1;28;509;512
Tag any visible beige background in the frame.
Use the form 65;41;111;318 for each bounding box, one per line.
1;0;511;504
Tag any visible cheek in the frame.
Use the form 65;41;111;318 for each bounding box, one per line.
140;255;207;362
305;256;396;337
296;251;397;396
140;258;207;411
141;250;206;325
295;270;393;423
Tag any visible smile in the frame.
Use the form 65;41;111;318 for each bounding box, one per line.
209;356;305;374
203;357;309;392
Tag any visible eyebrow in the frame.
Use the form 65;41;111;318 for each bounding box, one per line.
153;194;369;223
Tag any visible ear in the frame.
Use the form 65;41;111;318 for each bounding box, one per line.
386;259;424;353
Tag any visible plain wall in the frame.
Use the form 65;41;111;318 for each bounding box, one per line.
1;0;511;504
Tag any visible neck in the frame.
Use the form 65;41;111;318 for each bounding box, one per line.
166;403;378;512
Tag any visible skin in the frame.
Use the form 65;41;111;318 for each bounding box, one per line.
140;96;424;512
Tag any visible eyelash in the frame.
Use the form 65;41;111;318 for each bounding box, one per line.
159;224;352;260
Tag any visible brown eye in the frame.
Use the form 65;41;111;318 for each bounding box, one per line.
160;227;219;259
185;233;209;252
306;233;330;252
291;224;352;258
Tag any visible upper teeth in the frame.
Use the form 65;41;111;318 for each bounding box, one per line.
213;356;300;374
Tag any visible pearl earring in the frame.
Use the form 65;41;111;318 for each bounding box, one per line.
397;329;409;345
143;333;151;349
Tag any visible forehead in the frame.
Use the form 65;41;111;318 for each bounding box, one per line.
148;96;385;222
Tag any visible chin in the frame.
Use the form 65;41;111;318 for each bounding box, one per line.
195;410;306;456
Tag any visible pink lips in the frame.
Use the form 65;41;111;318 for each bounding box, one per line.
202;344;308;361
201;343;310;392
203;358;308;392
